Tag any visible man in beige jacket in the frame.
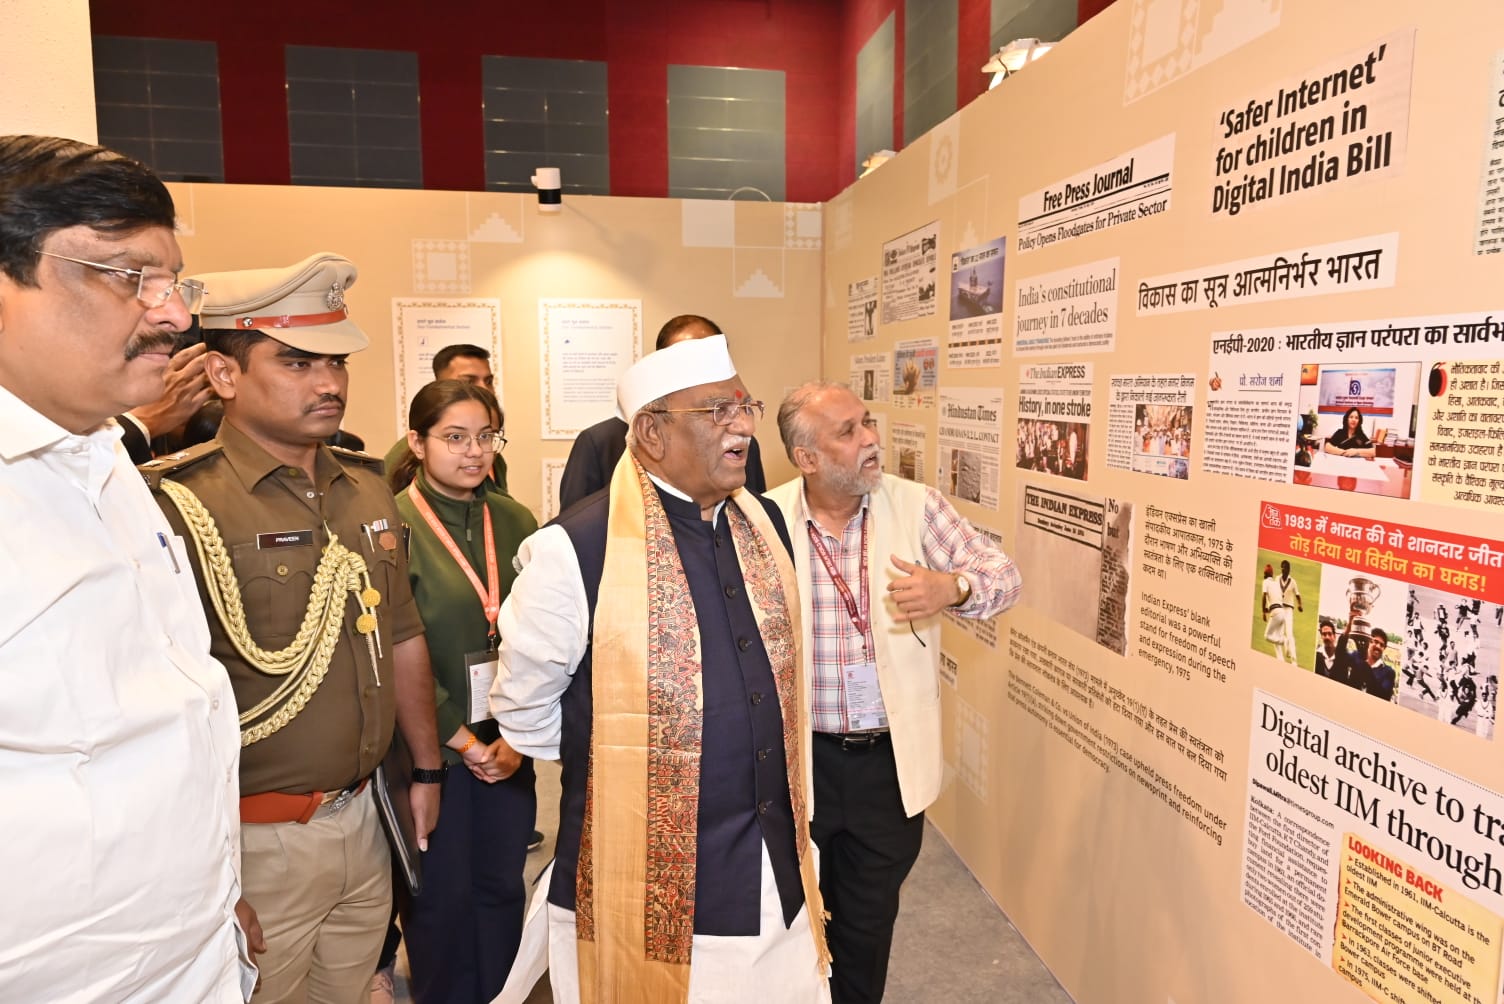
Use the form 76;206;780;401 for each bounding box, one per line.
767;381;1023;1003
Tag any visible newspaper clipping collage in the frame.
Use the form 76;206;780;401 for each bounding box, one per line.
838;9;1504;1003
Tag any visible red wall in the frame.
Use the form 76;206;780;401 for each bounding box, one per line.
90;0;842;202
91;0;1106;201
1079;0;1115;26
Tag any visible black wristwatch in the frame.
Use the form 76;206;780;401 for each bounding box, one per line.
412;765;448;784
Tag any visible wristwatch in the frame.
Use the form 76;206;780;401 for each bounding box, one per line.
952;573;972;607
412;765;448;784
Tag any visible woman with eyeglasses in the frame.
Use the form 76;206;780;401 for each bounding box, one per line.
385;378;538;1003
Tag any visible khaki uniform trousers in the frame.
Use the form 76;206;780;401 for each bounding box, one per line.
243;788;392;1003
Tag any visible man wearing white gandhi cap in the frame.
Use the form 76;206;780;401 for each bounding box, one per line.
144;253;443;1003
491;334;831;1003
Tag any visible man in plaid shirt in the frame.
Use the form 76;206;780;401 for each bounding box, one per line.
766;381;1022;1003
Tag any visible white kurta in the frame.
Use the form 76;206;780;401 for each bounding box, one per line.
0;386;253;1001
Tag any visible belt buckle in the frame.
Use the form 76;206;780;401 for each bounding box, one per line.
842;733;880;750
325;785;356;814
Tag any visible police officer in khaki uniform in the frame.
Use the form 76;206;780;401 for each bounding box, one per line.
146;253;442;1003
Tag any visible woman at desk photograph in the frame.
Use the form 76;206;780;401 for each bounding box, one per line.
1323;406;1377;458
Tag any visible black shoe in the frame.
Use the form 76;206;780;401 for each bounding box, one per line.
528;829;544;851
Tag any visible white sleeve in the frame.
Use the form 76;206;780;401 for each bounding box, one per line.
491;524;589;759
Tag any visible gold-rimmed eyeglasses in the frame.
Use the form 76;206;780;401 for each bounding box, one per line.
35;250;207;314
427;431;506;454
644;400;765;426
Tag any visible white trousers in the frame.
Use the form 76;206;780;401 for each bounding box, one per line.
495;841;829;1003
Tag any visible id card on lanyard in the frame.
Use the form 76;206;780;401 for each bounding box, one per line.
466;650;499;722
841;662;887;730
808;512;888;732
407;483;502;720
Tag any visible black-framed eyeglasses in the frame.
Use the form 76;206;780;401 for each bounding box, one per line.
35;250;207;313
645;400;765;426
427;431;506;454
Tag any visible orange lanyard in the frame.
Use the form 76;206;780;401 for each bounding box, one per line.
407;483;500;640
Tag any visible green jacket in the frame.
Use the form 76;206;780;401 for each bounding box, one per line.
395;470;537;763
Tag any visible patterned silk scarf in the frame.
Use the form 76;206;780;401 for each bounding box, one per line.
575;452;828;1002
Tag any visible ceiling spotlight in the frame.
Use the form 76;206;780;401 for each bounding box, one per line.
982;38;1054;89
860;149;897;178
531;167;562;214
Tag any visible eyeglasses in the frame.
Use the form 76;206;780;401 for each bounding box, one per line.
35;250;207;314
645;400;765;426
427;431;506;454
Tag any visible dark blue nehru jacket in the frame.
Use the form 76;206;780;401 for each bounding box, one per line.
549;486;804;935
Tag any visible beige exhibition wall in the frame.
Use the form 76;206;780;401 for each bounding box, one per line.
825;2;1504;1003
167;184;823;516
0;0;96;143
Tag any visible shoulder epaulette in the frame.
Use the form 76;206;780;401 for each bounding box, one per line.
329;445;385;471
139;441;224;489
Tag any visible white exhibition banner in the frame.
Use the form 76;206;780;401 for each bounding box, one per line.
538;299;642;440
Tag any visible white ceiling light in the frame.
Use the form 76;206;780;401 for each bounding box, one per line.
860;149;897;178
982;37;1054;89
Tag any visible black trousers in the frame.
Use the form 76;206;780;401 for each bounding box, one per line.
402;758;536;1003
811;734;925;1004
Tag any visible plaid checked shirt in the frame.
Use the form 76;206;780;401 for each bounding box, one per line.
805;483;1023;733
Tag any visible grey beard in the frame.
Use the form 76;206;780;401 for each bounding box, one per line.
827;461;882;497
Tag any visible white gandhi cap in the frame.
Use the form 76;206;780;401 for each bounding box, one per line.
616;334;737;419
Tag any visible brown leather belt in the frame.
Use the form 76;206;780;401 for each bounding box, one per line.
815;731;890;752
240;778;369;825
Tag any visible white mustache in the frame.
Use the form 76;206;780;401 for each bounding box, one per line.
721;435;752;451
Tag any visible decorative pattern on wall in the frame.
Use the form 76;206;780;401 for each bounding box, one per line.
465;193;526;244
411;239;472;294
785;203;824;251
928;116;960;207
1124;0;1281;102
678;201;821;300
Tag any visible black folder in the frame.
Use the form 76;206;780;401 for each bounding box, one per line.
373;732;423;896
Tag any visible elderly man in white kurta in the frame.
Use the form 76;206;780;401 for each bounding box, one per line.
492;336;829;1003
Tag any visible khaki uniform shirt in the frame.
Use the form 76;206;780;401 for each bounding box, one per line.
147;421;423;796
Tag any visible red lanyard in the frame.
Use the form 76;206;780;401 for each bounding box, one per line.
807;509;869;638
407;483;500;639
